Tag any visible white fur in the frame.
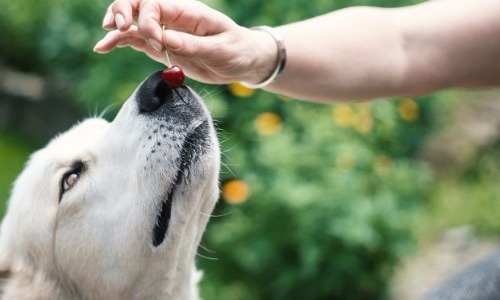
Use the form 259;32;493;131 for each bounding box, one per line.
0;83;220;299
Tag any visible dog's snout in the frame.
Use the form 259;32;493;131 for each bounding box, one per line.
136;71;172;113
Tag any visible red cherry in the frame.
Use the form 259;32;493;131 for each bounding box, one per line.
162;66;185;88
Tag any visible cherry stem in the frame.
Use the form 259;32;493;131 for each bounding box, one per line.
162;24;172;67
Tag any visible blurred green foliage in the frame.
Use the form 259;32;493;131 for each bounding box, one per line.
0;134;33;216
1;0;495;299
201;90;433;298
419;128;500;239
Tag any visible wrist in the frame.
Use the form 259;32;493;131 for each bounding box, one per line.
240;26;286;88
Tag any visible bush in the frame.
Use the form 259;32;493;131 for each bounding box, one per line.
200;89;432;299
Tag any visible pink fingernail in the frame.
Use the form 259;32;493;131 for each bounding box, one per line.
93;40;105;52
102;12;114;28
147;39;163;52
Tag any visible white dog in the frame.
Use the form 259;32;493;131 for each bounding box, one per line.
0;71;220;299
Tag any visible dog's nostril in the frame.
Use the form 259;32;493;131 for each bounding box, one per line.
136;71;172;113
140;93;163;112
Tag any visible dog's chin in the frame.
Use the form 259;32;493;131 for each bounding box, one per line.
153;120;210;247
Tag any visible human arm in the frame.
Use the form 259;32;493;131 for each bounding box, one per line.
270;0;500;101
94;0;500;102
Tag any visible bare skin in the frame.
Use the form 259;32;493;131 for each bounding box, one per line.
94;0;500;102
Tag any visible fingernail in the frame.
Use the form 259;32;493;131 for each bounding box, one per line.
102;12;113;28
93;40;105;52
147;38;163;52
115;14;125;29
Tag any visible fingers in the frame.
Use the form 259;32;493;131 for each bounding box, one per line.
94;27;147;53
93;31;121;53
101;0;141;31
162;29;211;58
156;0;235;34
102;6;115;30
135;0;201;53
137;0;164;52
97;0;240;81
94;27;167;63
94;26;210;60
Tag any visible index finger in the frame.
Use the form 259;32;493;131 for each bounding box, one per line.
136;0;235;49
157;0;234;35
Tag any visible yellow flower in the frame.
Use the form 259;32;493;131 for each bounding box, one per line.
228;82;255;98
222;180;250;204
332;104;354;127
398;98;419;122
255;112;282;135
352;111;374;134
355;102;372;113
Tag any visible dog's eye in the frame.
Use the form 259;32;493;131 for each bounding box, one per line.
62;173;79;192
60;162;84;196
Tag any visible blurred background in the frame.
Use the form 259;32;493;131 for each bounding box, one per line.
0;0;499;299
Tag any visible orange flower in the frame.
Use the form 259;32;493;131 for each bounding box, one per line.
222;180;250;204
255;112;282;135
228;82;255;98
398;98;419;122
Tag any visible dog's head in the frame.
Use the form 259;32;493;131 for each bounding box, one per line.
0;71;220;298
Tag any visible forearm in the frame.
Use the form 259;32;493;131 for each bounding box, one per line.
268;7;406;102
256;0;500;102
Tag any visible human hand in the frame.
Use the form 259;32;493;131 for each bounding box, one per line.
93;0;276;84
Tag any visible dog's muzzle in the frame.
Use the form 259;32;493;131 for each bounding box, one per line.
134;71;211;247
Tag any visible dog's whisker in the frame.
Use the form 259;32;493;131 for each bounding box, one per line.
196;248;218;261
220;162;236;178
199;209;232;218
98;103;118;119
219;138;233;146
195;251;219;261
198;85;224;100
195;241;218;260
220;151;233;160
197;241;215;254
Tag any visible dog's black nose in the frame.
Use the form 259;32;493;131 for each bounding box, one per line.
135;71;173;113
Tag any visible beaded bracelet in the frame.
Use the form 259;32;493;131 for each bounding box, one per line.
240;26;287;89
